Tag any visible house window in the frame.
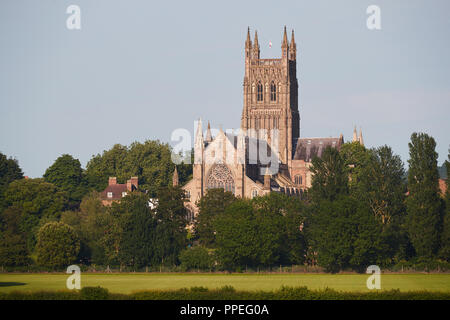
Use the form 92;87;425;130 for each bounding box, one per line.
185;190;191;199
270;82;276;101
122;192;127;197
257;82;263;101
252;189;258;198
294;175;302;185
107;192;113;198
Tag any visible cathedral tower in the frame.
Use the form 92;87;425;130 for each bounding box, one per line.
241;27;300;167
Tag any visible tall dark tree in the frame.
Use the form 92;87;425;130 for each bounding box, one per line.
252;193;307;265
358;146;406;225
152;186;187;267
2;178;68;253
195;188;236;247
214;200;259;270
118;193;156;268
406;132;443;258
0;206;30;267
439;150;450;261
339;142;371;192
309;146;348;202
0;152;24;209
44;154;87;209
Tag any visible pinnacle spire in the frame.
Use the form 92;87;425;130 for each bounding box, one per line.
290;29;296;46
245;27;252;48
359;127;364;146
254;30;259;47
172;166;179;187
205;121;212;142
282;26;288;47
352;126;357;142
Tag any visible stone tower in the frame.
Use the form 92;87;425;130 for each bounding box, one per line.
241;26;300;167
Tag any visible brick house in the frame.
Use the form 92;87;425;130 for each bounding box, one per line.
100;176;138;206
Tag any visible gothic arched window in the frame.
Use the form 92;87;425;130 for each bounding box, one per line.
207;164;235;194
270;82;276;101
257;82;263;101
294;175;302;185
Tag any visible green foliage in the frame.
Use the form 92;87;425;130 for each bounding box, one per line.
2;178;68;253
406;132;443;258
60;192;107;265
85;141;191;196
214;200;258;269
0;207;30;266
43;154;87;209
439;152;450;261
151;186;188;266
36;222;80;268
116;193;155;268
0;152;23;210
309;146;348;202
3;286;450;300
196;188;236;247
340;142;372;192
80;286;110;300
179;246;214;271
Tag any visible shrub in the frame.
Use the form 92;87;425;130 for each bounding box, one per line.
36;222;80;268
179;246;214;271
80;286;109;300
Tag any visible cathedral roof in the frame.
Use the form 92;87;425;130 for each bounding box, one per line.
293;137;343;162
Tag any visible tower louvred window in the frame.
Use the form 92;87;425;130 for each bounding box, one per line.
257;82;263;101
270;82;276;101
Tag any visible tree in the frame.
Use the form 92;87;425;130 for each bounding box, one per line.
354;146;411;265
43;154;87;209
85;140;182;196
0;152;23;209
406;133;443;258
358;146;406;225
195;188;236;247
117;193;156;268
214;200;259;270
151;186;188;267
307;196;385;273
0;207;30;267
309;146;348;202
252;193;307;265
36;222;80;268
2;178;68;253
340;142;372;192
179;246;214;271
439;151;450;261
60;191;107;265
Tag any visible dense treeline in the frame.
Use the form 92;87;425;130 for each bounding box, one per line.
0;133;449;272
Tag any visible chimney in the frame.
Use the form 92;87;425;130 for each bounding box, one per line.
130;177;138;190
127;179;132;192
109;177;117;186
264;167;271;190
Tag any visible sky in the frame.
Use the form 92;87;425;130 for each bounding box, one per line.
0;0;449;177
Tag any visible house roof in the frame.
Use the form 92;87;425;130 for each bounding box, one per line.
100;184;128;200
293;137;343;162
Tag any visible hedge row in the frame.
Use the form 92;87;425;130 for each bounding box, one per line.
1;286;450;300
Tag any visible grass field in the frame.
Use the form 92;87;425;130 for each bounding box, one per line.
1;273;450;294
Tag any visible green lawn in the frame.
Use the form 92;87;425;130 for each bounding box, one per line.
0;273;449;294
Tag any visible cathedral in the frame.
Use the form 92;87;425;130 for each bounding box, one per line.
181;27;362;219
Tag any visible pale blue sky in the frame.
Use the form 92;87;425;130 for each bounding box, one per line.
1;0;449;177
